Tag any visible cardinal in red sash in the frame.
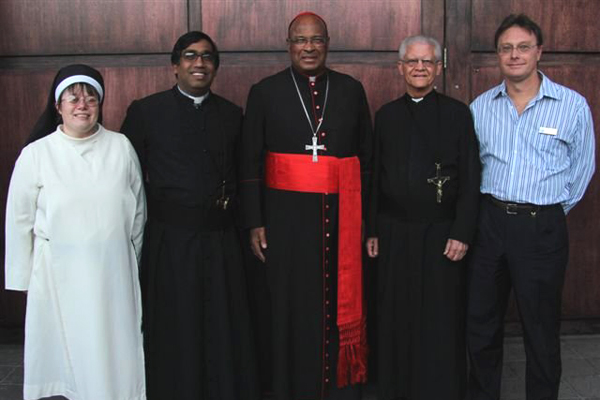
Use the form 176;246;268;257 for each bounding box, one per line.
240;12;372;400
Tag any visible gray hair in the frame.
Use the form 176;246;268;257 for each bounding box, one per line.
398;35;442;61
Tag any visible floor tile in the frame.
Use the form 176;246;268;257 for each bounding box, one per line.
0;366;15;383
589;358;600;373
565;337;600;359
562;358;598;377
566;375;600;397
0;345;23;367
2;367;23;385
0;384;23;400
500;377;525;399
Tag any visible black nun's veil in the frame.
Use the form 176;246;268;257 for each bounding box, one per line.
25;64;105;146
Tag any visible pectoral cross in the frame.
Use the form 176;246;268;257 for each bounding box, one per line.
305;135;326;162
216;180;230;210
427;163;450;204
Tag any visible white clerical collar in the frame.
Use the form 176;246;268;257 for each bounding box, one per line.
177;86;209;106
411;97;424;103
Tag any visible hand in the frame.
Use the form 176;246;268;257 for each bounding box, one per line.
444;238;468;261
366;237;379;258
250;227;267;263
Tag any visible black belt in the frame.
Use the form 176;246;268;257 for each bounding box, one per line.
485;194;558;216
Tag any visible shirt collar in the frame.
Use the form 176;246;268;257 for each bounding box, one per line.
177;85;210;106
492;71;561;101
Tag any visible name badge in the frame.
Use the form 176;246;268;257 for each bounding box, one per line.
539;126;557;136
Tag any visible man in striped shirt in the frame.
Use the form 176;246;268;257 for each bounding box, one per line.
466;14;595;400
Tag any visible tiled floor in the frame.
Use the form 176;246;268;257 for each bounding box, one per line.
1;336;600;399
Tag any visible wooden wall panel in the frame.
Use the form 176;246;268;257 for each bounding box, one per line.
201;0;421;51
0;0;188;55
102;66;175;130
471;0;600;52
469;64;600;318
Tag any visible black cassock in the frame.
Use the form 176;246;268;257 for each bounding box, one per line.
240;67;372;400
366;91;480;400
121;87;259;400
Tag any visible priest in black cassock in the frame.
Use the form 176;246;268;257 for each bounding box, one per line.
240;12;372;400
366;35;480;400
120;31;259;400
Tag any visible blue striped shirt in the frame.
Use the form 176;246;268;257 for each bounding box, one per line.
470;72;595;213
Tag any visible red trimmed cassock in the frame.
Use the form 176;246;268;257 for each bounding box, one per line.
240;67;372;400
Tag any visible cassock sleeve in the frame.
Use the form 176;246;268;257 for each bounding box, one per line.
365;109;383;238
239;84;266;229
5;147;41;291
127;140;147;264
120;100;147;178
357;83;374;216
448;105;481;244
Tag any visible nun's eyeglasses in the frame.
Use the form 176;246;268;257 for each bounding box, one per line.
61;95;99;107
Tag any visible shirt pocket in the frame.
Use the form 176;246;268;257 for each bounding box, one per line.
530;128;569;172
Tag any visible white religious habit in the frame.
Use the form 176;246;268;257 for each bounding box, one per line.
5;125;147;400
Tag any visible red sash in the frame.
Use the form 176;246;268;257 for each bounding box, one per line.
265;151;368;387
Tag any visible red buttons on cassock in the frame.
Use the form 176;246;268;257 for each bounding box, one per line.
321;132;326;137
316;105;320;110
313;91;318;95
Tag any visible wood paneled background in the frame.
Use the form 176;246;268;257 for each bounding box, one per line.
0;0;598;328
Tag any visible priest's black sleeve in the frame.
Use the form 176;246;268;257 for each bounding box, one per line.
448;105;481;244
365;108;382;239
357;83;374;219
239;84;266;230
120;100;147;179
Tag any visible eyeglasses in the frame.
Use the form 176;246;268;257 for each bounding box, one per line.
401;59;438;68
182;51;216;63
61;95;99;107
497;44;537;55
287;36;328;46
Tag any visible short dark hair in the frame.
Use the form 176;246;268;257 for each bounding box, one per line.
171;31;220;69
494;14;543;48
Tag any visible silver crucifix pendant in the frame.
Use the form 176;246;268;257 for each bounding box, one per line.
305;135;326;162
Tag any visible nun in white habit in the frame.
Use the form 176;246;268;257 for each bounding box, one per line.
5;64;147;400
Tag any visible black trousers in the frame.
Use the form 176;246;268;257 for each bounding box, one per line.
466;197;569;400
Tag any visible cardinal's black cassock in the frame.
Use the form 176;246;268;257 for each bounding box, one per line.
240;67;373;400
